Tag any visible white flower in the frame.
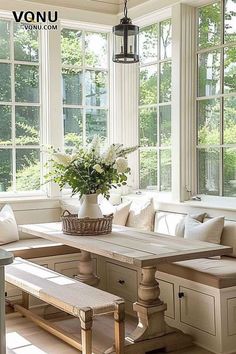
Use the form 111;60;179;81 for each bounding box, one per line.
53;153;72;166
87;135;101;157
102;144;117;165
114;157;128;173
93;164;104;174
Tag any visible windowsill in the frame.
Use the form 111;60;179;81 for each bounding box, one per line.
183;195;236;212
123;190;236;213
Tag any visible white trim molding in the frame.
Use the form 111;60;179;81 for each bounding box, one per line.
171;3;196;202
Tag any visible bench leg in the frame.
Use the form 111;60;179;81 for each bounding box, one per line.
22;291;30;309
114;300;125;354
80;307;93;354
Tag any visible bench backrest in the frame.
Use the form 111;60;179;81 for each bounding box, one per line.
154;211;236;258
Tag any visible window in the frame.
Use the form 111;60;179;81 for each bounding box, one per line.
0;19;41;193
61;28;109;150
197;0;236;197
138;20;172;191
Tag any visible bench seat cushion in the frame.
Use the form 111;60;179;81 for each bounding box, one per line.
157;256;236;289
0;238;79;259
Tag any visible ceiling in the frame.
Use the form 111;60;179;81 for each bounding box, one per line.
22;0;150;15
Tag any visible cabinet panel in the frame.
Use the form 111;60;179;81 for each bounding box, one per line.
179;286;216;335
157;279;175;319
227;298;236;336
106;262;137;302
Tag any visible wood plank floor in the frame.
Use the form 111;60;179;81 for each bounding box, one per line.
5;311;233;354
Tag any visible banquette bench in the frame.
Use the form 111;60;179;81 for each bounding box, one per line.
1;199;236;354
151;210;236;354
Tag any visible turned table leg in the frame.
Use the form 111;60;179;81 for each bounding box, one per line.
75;250;99;286
126;265;167;343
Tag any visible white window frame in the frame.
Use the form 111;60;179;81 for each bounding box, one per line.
0;13;112;199
60;21;111;149
196;0;236;198
138;17;172;192
0;14;45;198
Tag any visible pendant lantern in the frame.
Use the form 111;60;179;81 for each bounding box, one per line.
112;0;139;64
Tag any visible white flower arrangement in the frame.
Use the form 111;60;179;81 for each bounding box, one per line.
46;136;138;199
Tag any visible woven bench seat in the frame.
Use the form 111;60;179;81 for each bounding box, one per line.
0;238;79;259
6;258;125;354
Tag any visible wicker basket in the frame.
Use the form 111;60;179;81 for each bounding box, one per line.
61;210;113;236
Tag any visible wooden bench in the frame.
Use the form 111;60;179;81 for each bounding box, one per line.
5;258;125;354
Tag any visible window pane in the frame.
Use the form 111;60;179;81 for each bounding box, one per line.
0;106;11;145
85;32;107;68
224;96;236;145
160;149;171;191
85;70;107;107
62;68;83;105
0;63;11;102
198;50;221;97
15;106;40;145
225;0;236;43
86;109;107;141
0;149;12;192
198;2;221;49
139;65;157;105
63;108;83;147
61;28;82;66
14;23;39;62
139;107;157;147
224;148;236;197
198;148;220;195
139;24;158;64
160;19;172;60
159;61;171;103
224;47;236;94
160;105;171;146
16;149;40;191
197;98;220;145
140;149;157;189
15;65;39;103
0;20;10;60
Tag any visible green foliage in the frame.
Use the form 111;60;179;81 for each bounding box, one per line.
15;162;40;191
14;24;39;62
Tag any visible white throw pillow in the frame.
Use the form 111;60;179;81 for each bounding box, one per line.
113;201;131;225
0;205;19;245
184;215;224;244
100;199;131;226
175;212;207;237
126;198;155;231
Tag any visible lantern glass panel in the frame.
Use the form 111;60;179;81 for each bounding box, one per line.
113;24;139;63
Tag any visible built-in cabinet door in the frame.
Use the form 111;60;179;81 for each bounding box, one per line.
227;298;236;336
179;286;216;335
157;279;175;319
106;262;138;302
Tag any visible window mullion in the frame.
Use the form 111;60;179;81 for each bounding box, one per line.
10;20;16;192
82;30;86;146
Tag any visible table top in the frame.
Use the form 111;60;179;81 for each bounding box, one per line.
20;223;232;268
0;249;13;266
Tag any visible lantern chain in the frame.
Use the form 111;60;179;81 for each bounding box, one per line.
124;0;128;18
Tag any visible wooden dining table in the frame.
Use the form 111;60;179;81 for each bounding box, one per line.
19;223;232;353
